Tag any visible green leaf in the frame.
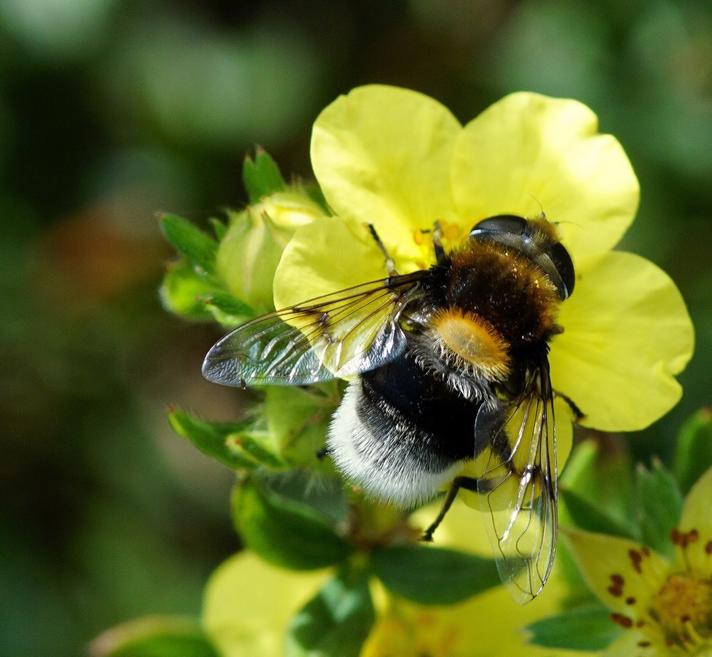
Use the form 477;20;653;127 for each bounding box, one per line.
202;290;254;318
242;146;286;202
159;260;217;321
201;290;256;327
561;487;638;540
90;616;219;657
168;408;260;469
209;217;228;241
636;459;683;557
526;604;622;651
231;478;353;570
159;213;217;274
372;545;499;605
225;432;288;469
554;540;600;606
674;408;712;494
266;470;348;525
560;439;636;530
285;567;374;657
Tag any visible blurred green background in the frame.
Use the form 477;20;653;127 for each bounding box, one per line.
1;1;710;655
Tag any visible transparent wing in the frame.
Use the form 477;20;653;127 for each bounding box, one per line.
472;358;558;603
202;271;426;386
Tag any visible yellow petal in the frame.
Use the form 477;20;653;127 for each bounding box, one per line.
451;92;639;262
563;528;668;620
600;631;648;657
202;552;326;657
677;467;712;576
311;85;461;264
272;216;387;310
549;252;694;431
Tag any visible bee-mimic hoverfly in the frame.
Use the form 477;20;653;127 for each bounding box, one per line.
202;213;577;601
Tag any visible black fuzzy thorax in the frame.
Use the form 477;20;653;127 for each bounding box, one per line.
423;240;560;352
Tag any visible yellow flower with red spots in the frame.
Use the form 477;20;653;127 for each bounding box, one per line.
565;468;712;655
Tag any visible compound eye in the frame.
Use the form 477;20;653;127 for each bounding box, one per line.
548;241;575;297
469;214;527;237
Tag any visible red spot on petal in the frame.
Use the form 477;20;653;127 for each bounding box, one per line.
610;574;625;586
628;549;643;574
705;540;712;555
637;641;651;648
611;613;633;629
688;529;699;543
671;528;682;545
625;596;636;605
607;586;623;597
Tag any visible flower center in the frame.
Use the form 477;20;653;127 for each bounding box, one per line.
363;607;461;657
650;573;712;652
412;220;465;257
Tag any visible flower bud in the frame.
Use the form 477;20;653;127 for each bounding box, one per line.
216;191;325;312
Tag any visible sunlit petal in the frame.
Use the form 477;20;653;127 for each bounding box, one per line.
202;553;326;657
311;84;461;264
677;467;712;576
600;631;648;657
273;217;388;310
549;252;693;431
452;92;639;262
563;528;668;619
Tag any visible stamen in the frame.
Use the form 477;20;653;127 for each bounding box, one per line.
648;572;712;652
684;620;706;646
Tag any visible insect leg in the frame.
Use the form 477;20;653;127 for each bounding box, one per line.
555;390;584;421
421;475;478;542
367;223;397;276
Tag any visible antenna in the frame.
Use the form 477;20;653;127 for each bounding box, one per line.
527;193;546;220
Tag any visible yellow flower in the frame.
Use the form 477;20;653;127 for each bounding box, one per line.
565;468;712;656
273;85;693;433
